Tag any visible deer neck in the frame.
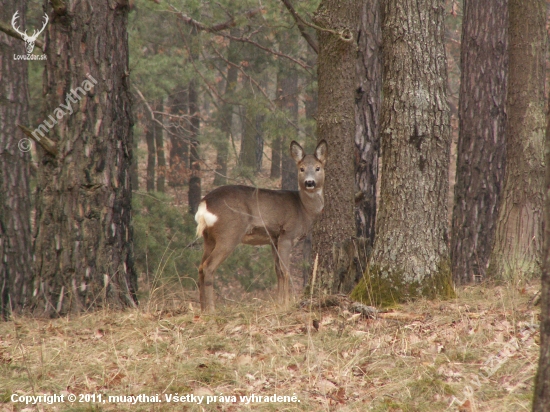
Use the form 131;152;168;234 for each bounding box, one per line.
299;188;324;219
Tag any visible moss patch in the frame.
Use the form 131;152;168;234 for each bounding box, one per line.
350;260;455;307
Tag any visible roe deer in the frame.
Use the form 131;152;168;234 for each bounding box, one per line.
195;140;328;312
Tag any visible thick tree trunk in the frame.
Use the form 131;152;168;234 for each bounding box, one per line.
154;100;165;193
0;0;33;319
168;87;189;187
488;0;546;281
213;36;238;186
533;108;550;412
451;0;508;285
354;0;381;244
354;0;452;306
310;0;358;295
31;0;137;316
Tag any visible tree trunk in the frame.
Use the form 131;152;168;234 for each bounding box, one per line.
280;73;299;191
31;0;137;316
353;0;452;306
0;0;33;319
187;25;201;215
168;87;189;187
310;0;358;295
145;108;156;192
240;106;257;170
255;114;264;172
451;0;508;285
213;35;238;186
270;136;281;179
155;100;165;193
188;78;201;214
354;0;382;245
488;0;546;281
533;107;550;412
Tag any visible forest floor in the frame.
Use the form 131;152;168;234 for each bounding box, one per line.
0;281;541;412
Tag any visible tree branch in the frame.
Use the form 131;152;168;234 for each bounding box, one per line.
18;125;57;156
0;20;43;50
280;0;318;54
170;5;263;33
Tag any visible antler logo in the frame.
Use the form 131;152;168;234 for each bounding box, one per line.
12;10;48;54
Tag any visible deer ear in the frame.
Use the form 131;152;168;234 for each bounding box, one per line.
290;140;305;163
315;140;328;166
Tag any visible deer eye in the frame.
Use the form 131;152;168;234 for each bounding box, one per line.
300;167;305;172
316;167;320;172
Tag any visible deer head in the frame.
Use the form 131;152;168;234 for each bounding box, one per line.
12;11;48;54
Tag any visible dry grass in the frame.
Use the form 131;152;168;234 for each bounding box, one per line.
0;282;540;412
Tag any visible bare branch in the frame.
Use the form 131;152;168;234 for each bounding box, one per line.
280;0;318;54
18;125;57;156
0;20;43;50
169;5;263;33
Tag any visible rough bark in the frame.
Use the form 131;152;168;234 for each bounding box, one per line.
451;0;508;285
355;0;452;306
354;0;382;244
533;106;550;412
0;0;33;319
168;87;189;187
31;0;137;316
488;0;546;280
310;0;358;295
154;100;165;193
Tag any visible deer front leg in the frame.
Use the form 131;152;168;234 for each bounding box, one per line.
274;237;292;306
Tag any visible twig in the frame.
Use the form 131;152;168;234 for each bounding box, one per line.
169;4;263;33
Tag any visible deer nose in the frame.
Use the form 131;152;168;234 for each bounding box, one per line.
305;180;316;189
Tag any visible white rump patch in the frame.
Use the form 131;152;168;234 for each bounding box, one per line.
195;201;218;237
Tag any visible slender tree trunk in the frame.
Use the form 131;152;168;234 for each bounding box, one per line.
270;136;281;179
155;100;165;193
187;25;201;214
32;0;137;316
0;0;33;319
145;108;156;192
488;0;546;280
354;0;452;306
310;0;358;295
213;35;238;186
240;106;257;169
168;87;189;187
280;74;299;191
354;0;382;244
533;106;550;412
255;113;264;172
451;0;508;285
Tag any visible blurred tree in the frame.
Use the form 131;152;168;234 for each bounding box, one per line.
0;0;33;319
155;100;166;193
31;0;137;316
167;87;189;187
451;0;508;285
354;0;452;305
488;0;546;280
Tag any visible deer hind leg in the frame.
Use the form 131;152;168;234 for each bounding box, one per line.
272;237;292;306
199;230;242;312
